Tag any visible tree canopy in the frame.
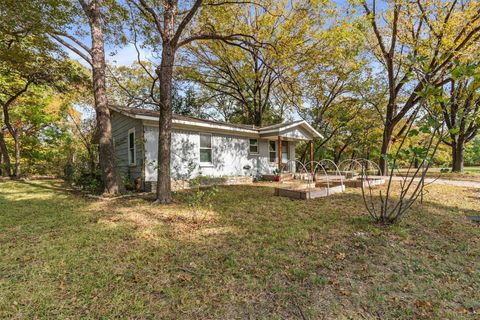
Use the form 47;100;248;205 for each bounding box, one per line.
0;0;479;191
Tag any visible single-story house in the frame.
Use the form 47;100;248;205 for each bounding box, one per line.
109;105;322;191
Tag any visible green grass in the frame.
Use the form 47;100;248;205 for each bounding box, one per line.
465;166;480;173
395;166;480;182
0;180;479;319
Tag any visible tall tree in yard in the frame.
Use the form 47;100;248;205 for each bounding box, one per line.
0;29;83;178
441;63;480;172
358;0;480;174
298;12;371;162
128;0;257;203
43;0;127;194
179;0;323;126
1;0;126;192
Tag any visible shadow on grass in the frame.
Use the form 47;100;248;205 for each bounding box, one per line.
0;181;479;319
10;179;86;197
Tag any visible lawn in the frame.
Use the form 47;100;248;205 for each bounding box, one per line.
395;166;480;182
465;166;480;173
0;180;479;319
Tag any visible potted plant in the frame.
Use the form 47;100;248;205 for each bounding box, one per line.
273;168;281;182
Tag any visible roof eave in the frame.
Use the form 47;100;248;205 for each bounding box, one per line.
301;121;324;139
259;120;323;140
110;106;322;139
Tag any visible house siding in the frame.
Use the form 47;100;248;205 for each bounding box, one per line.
144;125;297;181
280;127;313;141
256;140;297;174
111;112;144;184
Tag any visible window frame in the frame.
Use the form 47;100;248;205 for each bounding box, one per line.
269;141;277;163
249;139;259;154
199;133;213;165
127;127;136;166
282;140;289;163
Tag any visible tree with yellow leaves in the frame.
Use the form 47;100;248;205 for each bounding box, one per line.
357;0;480;174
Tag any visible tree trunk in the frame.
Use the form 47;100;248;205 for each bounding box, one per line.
254;107;262;127
0;131;12;177
155;44;175;204
13;130;20;178
451;141;457;171
334;143;348;164
89;1;124;195
452;139;465;172
89;151;96;175
379;123;394;175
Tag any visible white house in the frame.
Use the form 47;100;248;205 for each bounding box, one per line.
109;106;322;191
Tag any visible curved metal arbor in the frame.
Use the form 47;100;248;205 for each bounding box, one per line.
304;160;335;196
317;159;344;186
356;158;382;176
279;159;313;193
338;159;365;178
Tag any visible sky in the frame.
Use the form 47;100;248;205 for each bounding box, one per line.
67;42;147;68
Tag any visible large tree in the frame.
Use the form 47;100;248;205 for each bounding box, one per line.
0;29;83;177
180;0;331;126
441;63;480;172
295;9;374;162
359;0;480;174
128;0;257;203
43;0;127;194
1;0;126;192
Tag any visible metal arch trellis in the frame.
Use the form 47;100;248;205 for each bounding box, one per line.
279;159;314;195
305;161;331;196
355;158;382;176
338;159;366;177
274;159;349;200
317;158;344;187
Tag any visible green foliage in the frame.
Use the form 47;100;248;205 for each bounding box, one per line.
465;136;480;165
73;171;104;194
173;86;206;118
0;2;90;178
180;0;335;125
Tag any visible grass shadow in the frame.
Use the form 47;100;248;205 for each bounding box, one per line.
0;181;478;319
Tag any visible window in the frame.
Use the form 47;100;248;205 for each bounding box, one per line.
200;133;212;163
282;141;289;163
269;141;276;163
249;139;258;154
128;128;136;165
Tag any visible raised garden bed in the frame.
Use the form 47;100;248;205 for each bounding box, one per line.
274;184;345;200
343;178;385;188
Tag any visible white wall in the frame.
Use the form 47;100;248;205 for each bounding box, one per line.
281;127;313;141
144;126;297;181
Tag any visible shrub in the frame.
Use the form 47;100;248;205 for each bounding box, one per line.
73;171;104;194
187;177;219;222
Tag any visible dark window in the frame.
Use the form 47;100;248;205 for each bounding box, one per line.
128;129;136;165
200;134;212;163
269;141;276;163
282;141;289;163
249;139;258;154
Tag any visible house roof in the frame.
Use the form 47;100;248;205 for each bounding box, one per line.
109;105;259;130
109;105;322;140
